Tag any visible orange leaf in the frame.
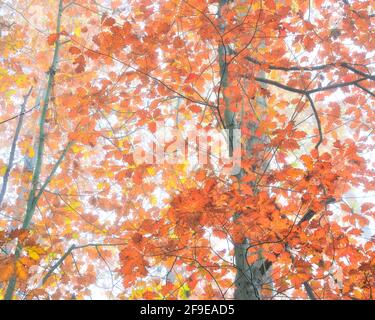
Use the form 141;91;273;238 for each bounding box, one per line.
148;121;157;133
16;261;28;281
185;73;199;83
189;104;201;113
69;46;81;55
47;33;59;45
102;17;116;27
0;259;14;282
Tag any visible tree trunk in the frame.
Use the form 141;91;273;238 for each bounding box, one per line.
218;0;271;299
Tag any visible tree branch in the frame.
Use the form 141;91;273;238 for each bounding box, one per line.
40;242;127;286
32;141;74;210
354;83;374;97
253;75;369;96
260;197;336;277
305;93;323;149
41;244;76;285
23;0;64;230
307;77;367;94
0;104;38;126
298;197;336;225
245;55;374;81
303;281;317;300
0;87;33;207
254;76;306;94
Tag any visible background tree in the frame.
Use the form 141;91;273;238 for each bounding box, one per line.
0;0;374;300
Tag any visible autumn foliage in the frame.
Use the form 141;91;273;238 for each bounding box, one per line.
0;0;374;300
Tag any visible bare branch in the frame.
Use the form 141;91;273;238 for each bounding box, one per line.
0;87;33;207
305;93;323;149
33;141;74;205
245;55;374;81
40;242;127;286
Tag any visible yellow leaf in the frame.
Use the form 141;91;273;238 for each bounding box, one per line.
0;67;8;76
236;5;249;14
291;0;299;13
15;75;28;88
179;283;190;299
0;165;7;176
72;145;80;154
25;246;45;261
150;195;157;206
28;250;39;261
97;181;109;190
146;167;156;176
27;147;35;158
65;201;80;211
5;89;16;98
74;26;81;37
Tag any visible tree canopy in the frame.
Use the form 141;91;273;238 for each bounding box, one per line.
0;0;374;300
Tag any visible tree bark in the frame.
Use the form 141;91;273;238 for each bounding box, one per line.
217;0;270;299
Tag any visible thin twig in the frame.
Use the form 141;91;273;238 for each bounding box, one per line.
0;87;33;207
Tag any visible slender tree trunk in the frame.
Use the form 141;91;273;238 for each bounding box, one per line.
218;0;271;299
4;0;64;300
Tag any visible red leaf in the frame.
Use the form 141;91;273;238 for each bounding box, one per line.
185;73;199;83
189;104;201;113
361;203;374;212
69;46;81;55
148;121;157;133
303;36;314;51
73;55;86;73
47;33;59;45
103;17;116;27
